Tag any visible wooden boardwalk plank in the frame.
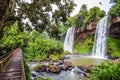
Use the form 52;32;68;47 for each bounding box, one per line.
0;49;26;80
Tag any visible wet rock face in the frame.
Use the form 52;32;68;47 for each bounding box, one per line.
62;61;73;70
109;16;120;39
87;22;96;30
74;28;95;41
111;16;120;23
109;22;120;39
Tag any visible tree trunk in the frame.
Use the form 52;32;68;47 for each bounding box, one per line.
0;0;10;37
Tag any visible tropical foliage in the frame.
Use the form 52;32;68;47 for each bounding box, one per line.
74;4;88;29
107;37;120;57
90;62;120;80
71;5;105;30
0;0;120;80
23;32;64;61
4;0;76;37
74;35;93;54
0;23;24;55
109;0;120;17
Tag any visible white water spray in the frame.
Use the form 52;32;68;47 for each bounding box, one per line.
64;27;75;53
92;16;109;58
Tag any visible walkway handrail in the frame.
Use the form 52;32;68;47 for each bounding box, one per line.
0;48;20;73
0;51;11;60
21;49;26;80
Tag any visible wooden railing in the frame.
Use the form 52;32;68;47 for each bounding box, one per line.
21;49;26;80
0;48;26;80
0;52;12;73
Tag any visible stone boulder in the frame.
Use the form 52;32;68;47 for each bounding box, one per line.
77;65;94;73
58;60;64;65
64;61;73;67
46;66;61;73
39;65;46;72
62;61;73;70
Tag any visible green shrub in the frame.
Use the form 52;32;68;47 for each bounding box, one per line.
25;63;32;80
90;62;120;80
38;77;52;80
46;78;52;80
0;23;24;55
109;0;120;17
107;37;120;57
64;50;71;54
23;31;64;61
74;35;93;54
38;78;44;80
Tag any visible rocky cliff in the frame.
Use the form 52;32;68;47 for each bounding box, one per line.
109;17;120;39
74;16;120;41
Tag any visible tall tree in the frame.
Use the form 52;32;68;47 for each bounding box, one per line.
85;6;106;23
10;0;76;33
109;0;120;17
74;4;88;28
0;0;11;38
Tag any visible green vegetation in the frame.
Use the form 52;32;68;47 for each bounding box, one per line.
0;23;24;55
0;0;120;80
90;62;120;80
58;4;106;33
24;63;32;80
0;23;64;61
107;37;120;57
74;4;88;30
109;0;120;17
64;51;71;54
38;77;52;80
1;0;76;39
73;5;105;30
23;30;64;61
84;7;105;23
74;35;93;54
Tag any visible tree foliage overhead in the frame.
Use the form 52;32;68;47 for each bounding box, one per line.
72;5;105;30
74;4;88;28
84;6;106;23
109;0;120;17
10;0;76;33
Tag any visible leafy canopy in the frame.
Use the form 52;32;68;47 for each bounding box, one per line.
109;0;120;17
23;30;63;61
10;0;76;33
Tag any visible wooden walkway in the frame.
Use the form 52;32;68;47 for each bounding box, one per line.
0;48;26;80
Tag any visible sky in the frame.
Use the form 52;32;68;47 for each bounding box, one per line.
70;0;113;16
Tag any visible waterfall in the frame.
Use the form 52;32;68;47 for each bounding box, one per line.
64;27;75;53
92;16;109;58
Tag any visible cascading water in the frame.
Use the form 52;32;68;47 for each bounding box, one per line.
92;16;109;58
64;27;75;53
